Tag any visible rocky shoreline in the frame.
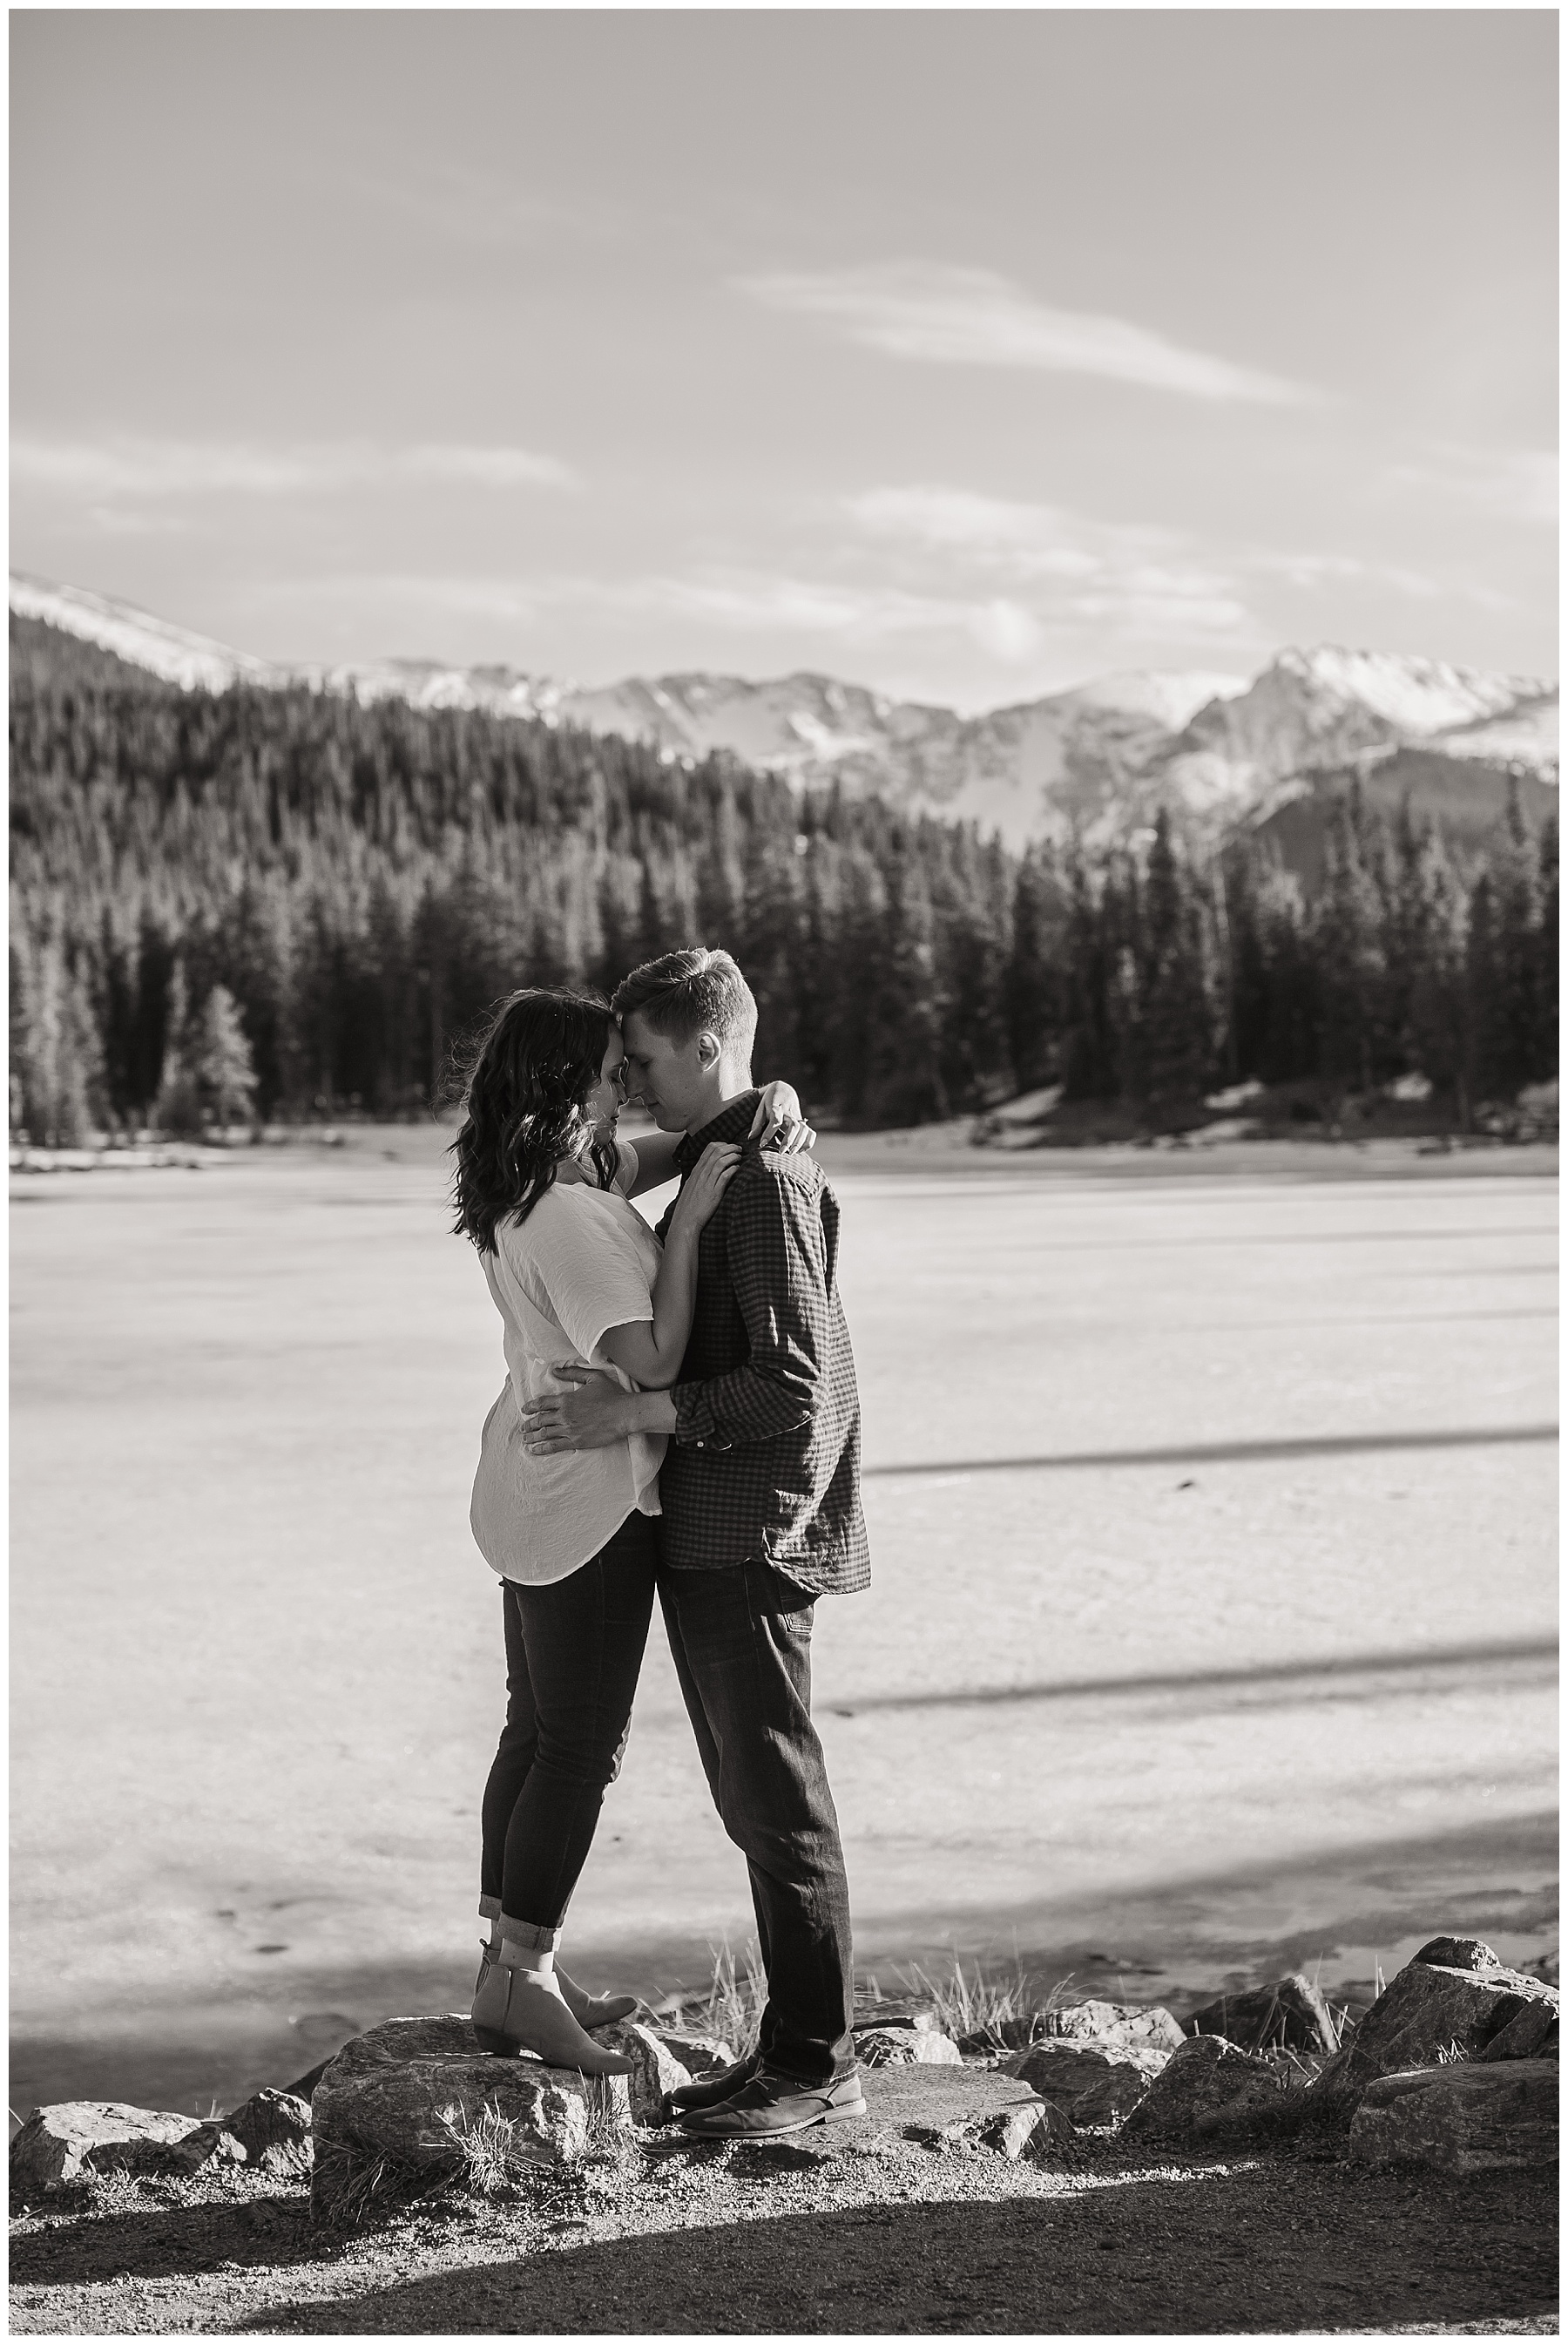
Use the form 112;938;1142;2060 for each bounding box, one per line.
10;1934;1558;2334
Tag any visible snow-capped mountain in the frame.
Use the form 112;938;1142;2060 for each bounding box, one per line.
8;572;280;693
1157;646;1558;828
10;572;1557;856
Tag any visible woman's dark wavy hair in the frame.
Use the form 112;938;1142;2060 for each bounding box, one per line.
449;988;617;1254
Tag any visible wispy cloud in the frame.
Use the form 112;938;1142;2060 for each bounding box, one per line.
1250;548;1513;613
1385;444;1557;527
601;570;1047;663
846;484;1254;638
246;572;541;624
736;263;1316;407
10;436;578;498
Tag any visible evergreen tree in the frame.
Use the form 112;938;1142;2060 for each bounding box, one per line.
1005;845;1062;1092
190;985;260;1128
866;852;947;1125
1314;790;1387;1092
1136;810;1214;1104
1470;782;1548;1095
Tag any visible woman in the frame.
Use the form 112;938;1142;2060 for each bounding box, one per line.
449;986;811;2071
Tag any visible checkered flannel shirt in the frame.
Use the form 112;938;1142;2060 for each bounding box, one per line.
654;1090;871;1595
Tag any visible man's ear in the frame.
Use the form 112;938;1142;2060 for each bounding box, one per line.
694;1030;722;1071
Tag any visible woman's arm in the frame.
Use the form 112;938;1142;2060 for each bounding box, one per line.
598;1144;738;1388
622;1082;814;1200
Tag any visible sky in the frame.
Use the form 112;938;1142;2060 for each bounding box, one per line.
10;9;1558;712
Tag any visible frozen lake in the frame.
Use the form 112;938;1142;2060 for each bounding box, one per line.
10;1126;1558;2117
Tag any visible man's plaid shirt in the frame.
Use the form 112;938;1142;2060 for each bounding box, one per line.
654;1090;871;1595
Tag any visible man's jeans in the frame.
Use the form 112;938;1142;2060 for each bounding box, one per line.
658;1555;857;2087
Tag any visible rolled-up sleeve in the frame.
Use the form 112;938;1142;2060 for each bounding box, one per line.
672;1166;827;1447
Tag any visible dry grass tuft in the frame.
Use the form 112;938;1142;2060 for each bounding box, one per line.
895;1954;1063;2047
309;2138;441;2232
689;1937;767;2060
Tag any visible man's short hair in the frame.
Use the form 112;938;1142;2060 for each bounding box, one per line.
612;947;758;1053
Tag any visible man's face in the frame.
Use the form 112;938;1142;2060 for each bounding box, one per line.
620;1013;710;1132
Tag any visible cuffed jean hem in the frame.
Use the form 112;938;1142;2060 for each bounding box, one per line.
477;1894;503;1921
499;1918;564;1954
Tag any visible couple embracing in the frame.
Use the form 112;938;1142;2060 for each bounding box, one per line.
449;946;869;2139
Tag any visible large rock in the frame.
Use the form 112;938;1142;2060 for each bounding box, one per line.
1119;2034;1284;2143
1409;1936;1500;1971
1482;2002;1559;2063
1183;1974;1339;2055
222;2087;314;2175
310;2015;631;2210
596;2022;697;2124
855;2025;962;2068
960;2000;1184;2058
1311;1959;1557;2116
972;2098;1075;2162
651;2030;735;2081
10;2102;209;2192
1049;2000;1186;2055
1005;2040;1167;2126
1349;2061;1559;2173
853;1998;942;2034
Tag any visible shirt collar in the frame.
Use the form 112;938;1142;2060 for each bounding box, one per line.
674;1088;761;1173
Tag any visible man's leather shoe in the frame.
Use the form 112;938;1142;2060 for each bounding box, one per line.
666;2051;760;2115
678;2069;866;2138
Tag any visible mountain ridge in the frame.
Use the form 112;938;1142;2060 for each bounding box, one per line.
10;570;1556;856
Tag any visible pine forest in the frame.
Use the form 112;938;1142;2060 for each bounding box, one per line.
9;616;1558;1146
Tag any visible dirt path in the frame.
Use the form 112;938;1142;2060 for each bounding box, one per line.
11;2131;1556;2334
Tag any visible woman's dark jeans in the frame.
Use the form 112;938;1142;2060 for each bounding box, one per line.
480;1509;657;1928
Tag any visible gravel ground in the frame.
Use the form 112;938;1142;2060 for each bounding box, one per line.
10;2121;1557;2334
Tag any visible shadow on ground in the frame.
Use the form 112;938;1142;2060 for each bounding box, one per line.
10;2189;320;2286
221;2163;1557;2335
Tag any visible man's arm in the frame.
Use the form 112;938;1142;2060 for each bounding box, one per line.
668;1163;826;1450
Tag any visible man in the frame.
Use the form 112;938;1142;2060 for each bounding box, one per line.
520;945;869;2138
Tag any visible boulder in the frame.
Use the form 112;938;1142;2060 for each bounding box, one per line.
1183;1974;1340;2056
222;2087;314;2175
309;2014;631;2210
973;2098;1075;2162
651;2030;735;2081
853;1998;942;2034
321;2015;476;2081
1409;1937;1500;1972
958;2001;1183;2058
1049;2000;1186;2055
1119;2035;1283;2144
1311;1960;1557;2116
1349;2061;1559;2174
1004;2040;1166;2126
596;2022;695;2124
855;2026;962;2068
157;2123;249;2176
1482;2001;1558;2063
10;2102;210;2192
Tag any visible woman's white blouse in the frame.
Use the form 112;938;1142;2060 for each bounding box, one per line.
470;1146;666;1584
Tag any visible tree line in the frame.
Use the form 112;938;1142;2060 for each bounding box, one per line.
9;621;1558;1144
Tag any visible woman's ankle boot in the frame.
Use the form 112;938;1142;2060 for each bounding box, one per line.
475;1941;636;2032
471;1955;634;2076
554;1965;638;2031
